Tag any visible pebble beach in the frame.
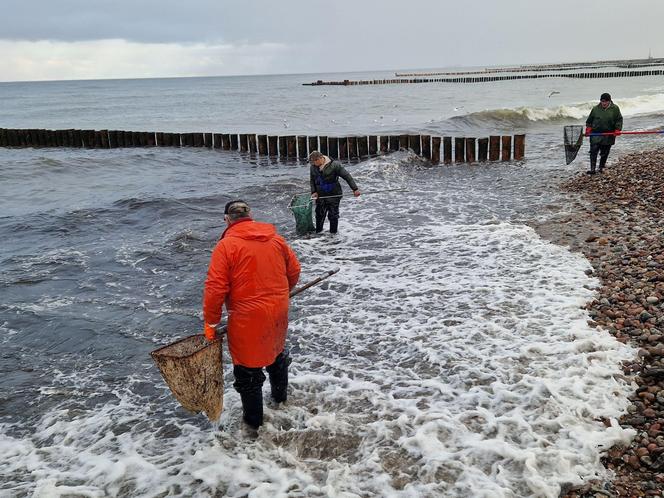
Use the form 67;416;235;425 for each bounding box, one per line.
536;147;664;498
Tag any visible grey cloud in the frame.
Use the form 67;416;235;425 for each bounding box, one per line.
1;0;325;44
1;0;663;75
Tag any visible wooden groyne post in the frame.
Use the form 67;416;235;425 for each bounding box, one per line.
513;134;525;160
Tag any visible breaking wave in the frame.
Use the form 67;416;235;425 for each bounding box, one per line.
451;93;664;128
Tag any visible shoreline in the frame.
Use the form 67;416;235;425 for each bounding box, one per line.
533;148;664;497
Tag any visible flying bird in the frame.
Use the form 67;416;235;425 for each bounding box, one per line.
548;91;560;98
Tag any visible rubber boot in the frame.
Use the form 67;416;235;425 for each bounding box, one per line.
267;352;291;403
329;218;338;234
315;200;328;233
315;217;324;233
239;390;264;429
587;157;597;175
598;155;607;172
233;365;266;428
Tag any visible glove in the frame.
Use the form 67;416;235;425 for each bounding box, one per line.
204;323;217;341
353;190;361;197
614;130;622;135
585;127;592;137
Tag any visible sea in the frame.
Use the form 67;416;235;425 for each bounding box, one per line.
1;68;664;498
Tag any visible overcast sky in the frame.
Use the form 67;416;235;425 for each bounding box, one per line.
1;0;663;82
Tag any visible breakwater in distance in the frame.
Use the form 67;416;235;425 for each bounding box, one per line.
305;69;664;86
395;57;664;76
0;128;526;163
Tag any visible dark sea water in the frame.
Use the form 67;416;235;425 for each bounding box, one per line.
1;69;664;497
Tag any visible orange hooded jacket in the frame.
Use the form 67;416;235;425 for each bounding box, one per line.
203;218;301;367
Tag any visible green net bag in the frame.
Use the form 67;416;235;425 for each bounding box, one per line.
564;125;584;165
289;193;315;235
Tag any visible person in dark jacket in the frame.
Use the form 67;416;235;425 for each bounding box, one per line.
309;151;361;233
585;92;623;174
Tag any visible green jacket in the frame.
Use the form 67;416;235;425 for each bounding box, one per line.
586;102;623;146
310;158;358;197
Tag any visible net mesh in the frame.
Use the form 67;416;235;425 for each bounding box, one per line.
150;334;224;421
564;125;584;165
289;194;315;235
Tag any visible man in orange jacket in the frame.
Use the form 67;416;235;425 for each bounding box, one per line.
203;200;301;429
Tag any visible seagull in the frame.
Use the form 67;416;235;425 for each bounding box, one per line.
453;106;464;111
548;91;560;98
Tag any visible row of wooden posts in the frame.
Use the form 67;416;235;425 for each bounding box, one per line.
305;69;664;86
0;128;526;163
395;59;664;77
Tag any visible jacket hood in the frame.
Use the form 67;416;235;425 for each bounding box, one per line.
223;219;276;242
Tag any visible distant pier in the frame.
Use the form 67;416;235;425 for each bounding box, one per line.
395;57;664;77
304;69;664;86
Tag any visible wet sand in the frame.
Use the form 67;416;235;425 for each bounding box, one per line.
534;148;664;497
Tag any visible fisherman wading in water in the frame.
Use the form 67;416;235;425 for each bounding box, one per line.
203;200;301;430
309;150;360;234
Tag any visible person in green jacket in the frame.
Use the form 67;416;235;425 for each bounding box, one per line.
309;150;361;233
585;92;623;174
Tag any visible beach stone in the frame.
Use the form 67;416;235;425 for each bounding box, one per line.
609;448;625;459
647;296;660;304
628;454;641;468
624;416;646;425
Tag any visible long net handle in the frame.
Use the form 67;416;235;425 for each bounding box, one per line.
588;130;664;136
288;189;407;208
289;267;340;298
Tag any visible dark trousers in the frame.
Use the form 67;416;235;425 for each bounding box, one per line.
315;197;341;233
233;350;290;428
589;143;612;172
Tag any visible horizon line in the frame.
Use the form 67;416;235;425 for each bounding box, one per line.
0;55;658;84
